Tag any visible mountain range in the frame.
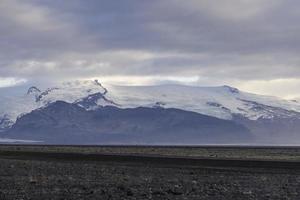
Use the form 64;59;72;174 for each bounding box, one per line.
1;80;300;144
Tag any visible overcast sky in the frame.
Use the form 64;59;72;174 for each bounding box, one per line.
1;0;300;99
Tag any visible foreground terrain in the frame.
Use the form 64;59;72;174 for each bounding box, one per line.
0;145;300;199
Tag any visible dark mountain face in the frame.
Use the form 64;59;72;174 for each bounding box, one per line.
2;101;253;144
75;93;106;109
75;92;119;110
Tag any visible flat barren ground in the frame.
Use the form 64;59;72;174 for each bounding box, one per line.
0;145;300;200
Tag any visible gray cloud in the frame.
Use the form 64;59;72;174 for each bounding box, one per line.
1;0;300;97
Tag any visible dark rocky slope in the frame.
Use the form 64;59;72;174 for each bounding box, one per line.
2;101;252;144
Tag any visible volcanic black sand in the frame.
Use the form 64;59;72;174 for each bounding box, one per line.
0;145;300;199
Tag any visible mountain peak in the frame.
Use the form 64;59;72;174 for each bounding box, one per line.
222;85;239;94
27;86;41;95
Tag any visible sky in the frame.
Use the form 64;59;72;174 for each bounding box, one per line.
0;0;300;99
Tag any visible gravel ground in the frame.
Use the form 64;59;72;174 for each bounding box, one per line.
1;145;300;161
0;157;300;200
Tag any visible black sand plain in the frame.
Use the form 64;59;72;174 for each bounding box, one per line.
0;145;300;200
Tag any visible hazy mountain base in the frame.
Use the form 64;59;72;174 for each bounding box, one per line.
234;115;300;144
231;99;300;144
2;101;252;144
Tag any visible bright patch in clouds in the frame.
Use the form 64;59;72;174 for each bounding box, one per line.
238;79;300;99
90;76;200;86
0;77;27;88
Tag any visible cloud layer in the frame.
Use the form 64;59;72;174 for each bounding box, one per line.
0;0;300;98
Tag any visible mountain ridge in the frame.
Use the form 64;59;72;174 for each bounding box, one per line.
1;80;300;128
1;80;300;144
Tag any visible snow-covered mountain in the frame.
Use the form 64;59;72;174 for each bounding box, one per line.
1;79;300;133
0;80;113;131
105;84;300;120
2;79;300;144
